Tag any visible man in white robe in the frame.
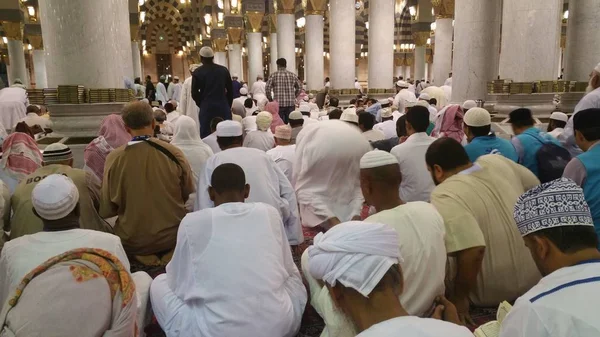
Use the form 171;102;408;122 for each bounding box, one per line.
156;75;168;104
302;150;447;337
559;62;600;156
393;81;417;110
167;76;183;102
267;125;296;186
501;178;600;337
307;221;472;337
250;76;267;103
373;108;397;139
233;87;251;110
0;87;28;131
152;163;306;337
180;64;200;128
195;121;302;245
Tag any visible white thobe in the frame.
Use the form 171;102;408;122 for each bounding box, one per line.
250;80;267;102
302;202;448;337
242;116;258;135
167;83;183;102
500;260;600;337
156;82;168;104
363;129;385;142
20;113;53;129
166;111;181;125
357;317;472;337
201;132;220;154
243;130;275;152
548;127;564;139
150;202;307;337
194;147;303;245
560;87;600;157
180;76;200;128
233;95;250;110
393;89;417;110
373;120;397;139
267;145;296;187
390;132;436;202
0;87;28;131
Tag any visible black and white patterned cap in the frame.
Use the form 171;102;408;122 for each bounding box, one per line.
514;178;594;236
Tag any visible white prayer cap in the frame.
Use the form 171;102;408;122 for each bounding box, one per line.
233;73;239;78
595;62;600;74
299;104;311;113
415;100;429;108
380;108;393;118
462;100;477;110
160;75;166;81
256;111;273;131
32;174;80;221
43;143;73;163
216;120;243;137
360;150;398;169
307;221;402;297
173;76;180;80
189;64;200;72
240;87;248;95
199;46;214;58
289;111;303;120
341;112;359;124
550;111;569;123
396;80;409;88
464;107;491;127
274;125;292;140
419;93;431;101
405;100;416;108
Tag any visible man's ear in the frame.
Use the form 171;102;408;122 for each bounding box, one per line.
243;184;250;199
208;186;216;202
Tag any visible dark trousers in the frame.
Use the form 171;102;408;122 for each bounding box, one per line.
199;101;232;138
279;106;295;124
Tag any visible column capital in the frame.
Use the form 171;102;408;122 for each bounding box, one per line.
28;35;43;49
2;21;24;40
130;24;140;41
268;14;277;33
244;11;264;33
227;27;243;44
304;0;327;16
275;0;295;15
431;0;454;19
412;31;430;47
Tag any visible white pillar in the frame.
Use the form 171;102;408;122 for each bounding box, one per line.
32;50;48;89
228;44;243;79
432;18;453;86
7;40;29;87
215;52;228;67
425;62;430;81
277;14;296;74
270;32;278;75
499;0;562;81
405;65;411;79
131;41;142;79
395;66;403;78
414;46;426;81
329;0;356;88
368;0;394;89
305;14;324;91
451;0;501;103
247;32;263;86
39;0;133;88
564;0;600;81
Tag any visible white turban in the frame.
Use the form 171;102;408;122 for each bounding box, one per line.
307;221;402;297
256;111;273;131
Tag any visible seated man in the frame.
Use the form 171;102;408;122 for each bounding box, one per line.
152;163;306;337
463;107;518;162
302;150;447;336
307;221;472;336
101;102;195;268
195;120;302;245
20;105;53;133
359;112;385;142
501;179;600;337
289;110;304;144
10;143;111;239
267;125;296;186
427;138;541;324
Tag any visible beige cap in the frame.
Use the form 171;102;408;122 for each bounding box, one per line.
464;107;491;127
462;100;477;110
289;111;303;120
274;125;292;140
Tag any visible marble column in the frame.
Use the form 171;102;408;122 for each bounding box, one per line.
32;50;48;89
405;65;411;79
270;32;278;75
276;12;296;73
228;44;243;79
395;66;403;78
213;36;229;68
564;0;600;81
131;41;142;79
247;32;263;86
7;40;29;87
499;0;562;81
414;46;426;81
305;14;325;90
432;18;453;85
451;0;501;103
368;0;394;89
39;0;133;88
329;0;355;88
215;52;228;67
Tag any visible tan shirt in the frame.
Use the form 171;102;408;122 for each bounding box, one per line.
431;154;542;306
100;138;194;255
9;165;110;240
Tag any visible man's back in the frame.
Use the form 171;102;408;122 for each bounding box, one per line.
266;69;301;107
512;127;562;176
431;154;541;306
10;165;109;239
391;133;436;202
192;63;232;105
465;135;518;163
101;139;195;255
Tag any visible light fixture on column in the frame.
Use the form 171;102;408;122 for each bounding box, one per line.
563;10;569;20
365;21;369;30
217;0;224;9
230;0;240;14
409;6;417;17
27;44;32;50
140;11;146;23
2;37;7;44
138;0;145;6
204;14;212;26
426;38;431;45
430;22;436;31
217;12;224;26
27;6;35;17
393;44;397;51
296;17;306;29
142;39;146;47
143;49;148;56
183;46;187;52
178;50;184;56
206;26;211;36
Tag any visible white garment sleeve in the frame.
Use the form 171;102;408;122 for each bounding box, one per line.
0;250;10;306
194;159;215;211
166;224;196;302
500;302;550;337
274;163;303;245
113;237;131;272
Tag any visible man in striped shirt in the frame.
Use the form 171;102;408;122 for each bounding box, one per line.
266;58;303;123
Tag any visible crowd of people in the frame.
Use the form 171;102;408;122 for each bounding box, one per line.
0;48;599;337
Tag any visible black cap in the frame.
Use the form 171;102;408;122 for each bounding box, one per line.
508;108;534;125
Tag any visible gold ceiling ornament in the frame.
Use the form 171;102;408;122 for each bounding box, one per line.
130;25;140;42
305;0;327;16
244;11;264;32
1;21;24;40
227;27;243;44
276;0;295;14
213;37;228;52
431;0;454;19
412;31;430;46
28;35;43;49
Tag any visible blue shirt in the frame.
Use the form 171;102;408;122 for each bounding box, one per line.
464;134;518;163
512;127;562;177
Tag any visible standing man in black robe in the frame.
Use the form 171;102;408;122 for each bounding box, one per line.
192;46;234;138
